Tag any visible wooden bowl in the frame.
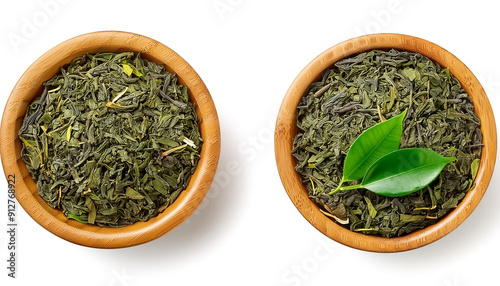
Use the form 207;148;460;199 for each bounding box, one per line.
0;31;221;248
274;33;497;252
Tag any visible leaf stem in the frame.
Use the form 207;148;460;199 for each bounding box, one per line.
328;178;345;195
162;144;188;157
340;184;363;191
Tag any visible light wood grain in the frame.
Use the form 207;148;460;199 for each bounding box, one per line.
274;33;497;252
0;31;221;248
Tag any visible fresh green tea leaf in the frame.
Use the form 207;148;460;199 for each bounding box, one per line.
342;109;406;182
343;148;456;197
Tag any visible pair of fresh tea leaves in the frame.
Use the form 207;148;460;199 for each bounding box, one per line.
19;52;202;227
330;109;455;197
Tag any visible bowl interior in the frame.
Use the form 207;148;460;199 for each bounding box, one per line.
0;31;221;248
274;33;496;252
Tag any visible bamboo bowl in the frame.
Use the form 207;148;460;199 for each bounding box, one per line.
0;31;221;248
274;33;496;252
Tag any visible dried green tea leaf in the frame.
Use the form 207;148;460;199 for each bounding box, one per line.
122;63;133;76
364;197;377;218
85;197;96;224
400;214;425;223
66;126;72;142
126;187;145;200
132;68;144;77
471;158;480;180
401;68;419;82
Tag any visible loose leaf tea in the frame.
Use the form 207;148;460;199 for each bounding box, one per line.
292;49;482;237
341;148;456;197
19;52;202;227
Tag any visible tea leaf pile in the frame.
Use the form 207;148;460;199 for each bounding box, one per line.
19;52;202;227
292;49;482;237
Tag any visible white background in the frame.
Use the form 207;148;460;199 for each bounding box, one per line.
1;1;499;286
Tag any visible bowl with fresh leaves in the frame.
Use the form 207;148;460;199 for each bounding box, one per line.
274;33;496;252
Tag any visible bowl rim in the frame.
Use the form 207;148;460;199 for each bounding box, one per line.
0;31;221;248
274;33;497;252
